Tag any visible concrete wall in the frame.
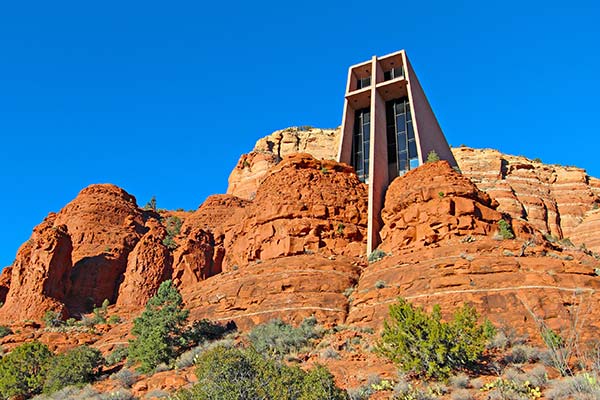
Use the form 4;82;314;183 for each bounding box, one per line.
338;50;457;255
405;58;457;167
367;61;389;253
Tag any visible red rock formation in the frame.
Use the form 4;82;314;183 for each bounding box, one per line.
349;161;600;342
171;227;221;288
1;215;73;322
0;266;11;304
53;184;146;310
453;147;600;250
116;218;172;309
227;127;340;199
223;153;368;268
181;254;361;330
379;161;507;250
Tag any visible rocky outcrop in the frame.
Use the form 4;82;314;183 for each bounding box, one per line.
53;184;146;311
378;161;507;250
349;161;600;341
223;153;368;269
228;128;600;252
227;127;340;199
171;228;221;288
181;254;361;330
1;216;73;322
116;219;172;309
452;147;600;250
0;266;11;304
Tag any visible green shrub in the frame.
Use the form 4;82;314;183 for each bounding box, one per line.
376;298;494;379
144;196;157;211
105;345;128;366
174;345;348;399
163;216;182;250
0;326;12;338
43;345;102;394
498;219;515;240
128;280;189;373
184;319;231;344
43;310;63;328
367;249;387;263
90;299;110;324
107;314;122;324
426;150;440;163
247;317;323;359
0;341;53;398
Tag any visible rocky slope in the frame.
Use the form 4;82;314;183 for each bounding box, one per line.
1;131;600;398
228;128;600;252
227;126;340;199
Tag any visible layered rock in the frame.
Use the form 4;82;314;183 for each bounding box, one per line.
181;254;361;330
378;161;507;250
1;216;73;322
349;161;600;341
227;127;340;199
223;153;368;268
54;184;146;310
452;147;600;250
0;266;11;304
116;219;172;309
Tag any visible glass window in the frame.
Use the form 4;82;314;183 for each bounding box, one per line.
384;70;392;81
410;158;420;169
396;115;406;131
357;76;371;90
408;140;417;158
407;124;414;140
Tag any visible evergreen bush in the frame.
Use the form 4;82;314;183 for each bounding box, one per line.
247;317;323;359
0;341;53;398
128;280;189;373
377;298;494;379
173;345;348;399
43;345;102;394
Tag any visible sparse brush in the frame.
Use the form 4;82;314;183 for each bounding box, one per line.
450;389;473;400
450;373;470;389
110;368;139;388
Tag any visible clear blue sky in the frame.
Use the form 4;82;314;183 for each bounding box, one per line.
0;0;598;268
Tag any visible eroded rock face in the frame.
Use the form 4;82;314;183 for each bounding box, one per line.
1;215;73;322
348;238;600;343
223;153;368;268
181;254;362;330
116;219;172;309
54;184;146;311
227;127;340;199
452;147;600;250
171;228;221;288
349;161;600;340
379;161;509;250
0;266;11;305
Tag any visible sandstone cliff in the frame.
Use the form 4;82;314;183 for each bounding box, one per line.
228;128;600;252
227;127;340;199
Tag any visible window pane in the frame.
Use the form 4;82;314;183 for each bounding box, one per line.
407;123;415;140
408;140;417;158
384;71;391;81
396;114;405;131
409;158;419;169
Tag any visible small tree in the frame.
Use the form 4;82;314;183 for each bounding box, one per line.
0;341;53;398
377;298;493;379
43;345;103;393
498;219;515;239
426;150;441;163
144;196;157;211
128;280;189;372
180;345;348;399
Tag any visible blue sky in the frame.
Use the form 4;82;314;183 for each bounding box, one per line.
0;0;598;267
